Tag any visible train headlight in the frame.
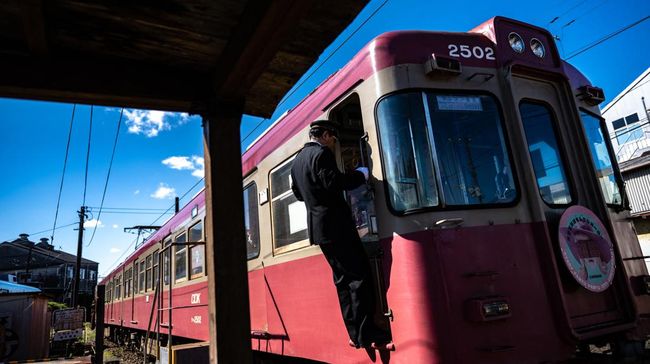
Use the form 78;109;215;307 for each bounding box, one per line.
508;32;525;54
530;38;545;58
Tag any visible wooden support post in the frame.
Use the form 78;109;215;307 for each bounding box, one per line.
95;284;105;364
202;100;252;363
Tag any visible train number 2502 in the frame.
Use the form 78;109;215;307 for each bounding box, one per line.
448;44;495;60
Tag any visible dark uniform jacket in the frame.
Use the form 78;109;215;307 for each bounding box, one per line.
290;142;365;245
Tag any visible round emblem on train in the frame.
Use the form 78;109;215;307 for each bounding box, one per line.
558;205;615;292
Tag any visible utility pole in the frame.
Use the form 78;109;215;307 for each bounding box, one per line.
72;206;86;307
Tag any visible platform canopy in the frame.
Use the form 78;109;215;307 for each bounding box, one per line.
0;0;367;117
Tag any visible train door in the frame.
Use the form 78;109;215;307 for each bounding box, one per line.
510;75;635;337
329;94;392;333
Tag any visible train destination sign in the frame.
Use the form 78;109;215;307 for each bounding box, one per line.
558;206;615;292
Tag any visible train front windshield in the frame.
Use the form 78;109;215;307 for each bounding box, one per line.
377;92;516;213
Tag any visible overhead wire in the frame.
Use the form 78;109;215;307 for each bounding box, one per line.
87;108;124;247
566;15;650;60
32;222;78;237
50;104;76;245
82;106;94;207
101;177;205;276
240;0;390;145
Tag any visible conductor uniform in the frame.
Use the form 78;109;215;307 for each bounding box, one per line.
290;121;388;348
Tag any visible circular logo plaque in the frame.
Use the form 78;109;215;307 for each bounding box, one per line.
558;205;615;292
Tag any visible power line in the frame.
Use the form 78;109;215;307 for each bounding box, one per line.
82;106;94;206
31;222;78;237
241;0;390;145
51;104;76;245
87;108;124;247
101;178;205;276
566;15;650;60
86;207;170;211
548;0;588;24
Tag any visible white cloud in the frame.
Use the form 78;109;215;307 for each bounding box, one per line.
84;219;104;228
124;110;200;137
151;183;176;199
110;247;121;253
162;155;204;179
124;109;171;137
112;224;119;229
191;169;205;178
162;156;195;170
134;189;140;195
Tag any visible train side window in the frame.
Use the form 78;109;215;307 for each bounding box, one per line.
175;232;188;282
138;260;145;293
163;236;171;285
270;157;309;253
107;281;112;302
153;250;160;286
145;254;152;291
244;183;260;259
115;274;121;300
580;111;623;205
124;268;132;297
519;102;572;205
189;221;204;279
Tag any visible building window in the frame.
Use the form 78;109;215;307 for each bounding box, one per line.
139;260;145;293
244;184;260;259
189;222;204;279
145;254;152;291
175;232;187;282
80;268;86;280
89;270;96;281
270;158;308;252
67;265;74;279
613;113;642;145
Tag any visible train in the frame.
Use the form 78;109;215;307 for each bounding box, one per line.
101;16;650;363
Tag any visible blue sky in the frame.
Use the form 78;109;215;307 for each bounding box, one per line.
1;0;648;277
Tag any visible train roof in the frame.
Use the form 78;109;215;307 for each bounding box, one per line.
102;190;205;282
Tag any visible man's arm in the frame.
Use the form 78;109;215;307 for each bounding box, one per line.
316;148;365;192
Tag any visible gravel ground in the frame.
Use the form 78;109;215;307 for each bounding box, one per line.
104;338;146;364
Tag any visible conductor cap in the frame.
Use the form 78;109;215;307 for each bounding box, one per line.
309;119;339;136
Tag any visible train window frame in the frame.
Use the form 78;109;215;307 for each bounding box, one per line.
374;88;520;215
145;254;153;291
518;99;575;207
579;108;626;208
163;236;172;286
138;259;145;293
269;155;310;255
188;220;205;279
174;231;188;283
114;274;121;301
152;250;160;287
124;267;132;297
243;182;261;260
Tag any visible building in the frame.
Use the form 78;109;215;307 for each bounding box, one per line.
602;67;650;265
0;234;98;310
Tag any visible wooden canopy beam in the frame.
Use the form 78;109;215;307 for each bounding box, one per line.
19;0;48;56
0;56;208;111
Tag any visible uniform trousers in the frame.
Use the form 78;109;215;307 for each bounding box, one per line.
319;236;388;347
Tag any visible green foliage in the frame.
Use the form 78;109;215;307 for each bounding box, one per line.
48;300;68;311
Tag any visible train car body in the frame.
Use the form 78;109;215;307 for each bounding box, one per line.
102;16;650;363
